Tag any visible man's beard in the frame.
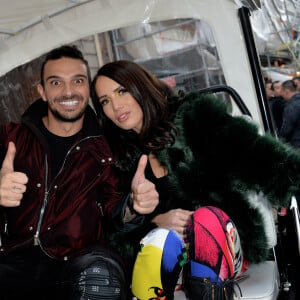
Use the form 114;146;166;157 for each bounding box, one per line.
49;94;87;122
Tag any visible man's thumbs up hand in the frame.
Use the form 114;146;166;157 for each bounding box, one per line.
0;142;28;207
2;141;17;173
130;155;159;214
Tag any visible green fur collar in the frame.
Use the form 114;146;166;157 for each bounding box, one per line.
156;92;300;263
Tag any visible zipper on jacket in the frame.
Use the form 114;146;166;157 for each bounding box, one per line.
34;155;49;246
0;215;8;246
4;219;8;235
33;136;101;247
97;202;104;216
34;191;48;246
54;135;99;180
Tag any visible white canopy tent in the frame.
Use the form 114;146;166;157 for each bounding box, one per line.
0;0;266;126
0;0;252;76
0;0;298;88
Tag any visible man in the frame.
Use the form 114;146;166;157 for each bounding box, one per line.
0;45;158;299
265;79;273;100
279;79;300;148
269;80;285;134
292;75;300;92
270;80;282;98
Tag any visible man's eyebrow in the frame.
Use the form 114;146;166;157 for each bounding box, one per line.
45;75;60;82
45;74;88;82
73;74;88;79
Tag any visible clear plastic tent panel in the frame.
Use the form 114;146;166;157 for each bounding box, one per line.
0;0;269;127
251;0;300;73
111;19;225;93
0;18;226;125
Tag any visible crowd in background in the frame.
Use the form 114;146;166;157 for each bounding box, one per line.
265;76;300;149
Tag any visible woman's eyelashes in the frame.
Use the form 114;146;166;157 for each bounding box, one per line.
99;98;109;106
99;87;128;106
117;87;128;95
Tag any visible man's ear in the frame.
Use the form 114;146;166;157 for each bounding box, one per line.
37;83;47;102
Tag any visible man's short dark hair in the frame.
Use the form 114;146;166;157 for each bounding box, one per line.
292;76;300;82
40;45;91;86
282;79;297;92
265;79;272;84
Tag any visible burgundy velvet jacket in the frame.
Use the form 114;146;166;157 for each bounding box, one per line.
0;99;122;260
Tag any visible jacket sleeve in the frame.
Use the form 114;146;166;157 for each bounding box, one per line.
174;92;300;206
0;126;9;165
279;103;296;139
111;193;145;232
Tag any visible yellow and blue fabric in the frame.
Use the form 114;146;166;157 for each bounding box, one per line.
131;228;186;300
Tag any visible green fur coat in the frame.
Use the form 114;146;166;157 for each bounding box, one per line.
111;92;300;265
155;92;300;263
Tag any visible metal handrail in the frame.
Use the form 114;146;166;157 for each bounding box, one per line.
197;84;252;117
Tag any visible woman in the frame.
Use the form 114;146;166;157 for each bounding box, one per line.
91;61;300;299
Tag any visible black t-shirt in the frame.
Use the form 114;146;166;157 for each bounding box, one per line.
144;162;182;214
39;121;81;178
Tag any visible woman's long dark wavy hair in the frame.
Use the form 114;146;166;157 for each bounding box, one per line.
91;60;177;172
